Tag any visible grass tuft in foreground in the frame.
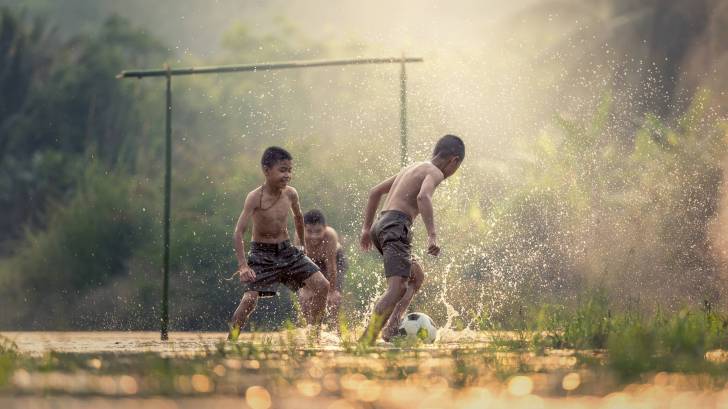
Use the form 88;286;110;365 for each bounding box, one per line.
524;295;728;380
0;335;19;388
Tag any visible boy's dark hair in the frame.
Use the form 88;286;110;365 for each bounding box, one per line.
261;146;293;168
433;134;465;160
304;209;326;225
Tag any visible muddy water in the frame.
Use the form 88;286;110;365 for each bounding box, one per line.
1;331;228;356
0;330;526;355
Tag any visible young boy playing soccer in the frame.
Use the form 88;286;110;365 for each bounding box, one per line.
302;209;348;328
359;134;465;345
228;147;330;340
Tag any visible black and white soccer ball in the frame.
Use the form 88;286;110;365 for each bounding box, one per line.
397;312;437;343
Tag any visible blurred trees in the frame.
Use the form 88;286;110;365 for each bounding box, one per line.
516;0;728;122
0;3;727;331
0;9;168;328
0;9;57;240
0;10;166;243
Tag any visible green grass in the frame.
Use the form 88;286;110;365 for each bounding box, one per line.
0;335;19;388
522;295;728;381
4;299;728;397
606;309;728;381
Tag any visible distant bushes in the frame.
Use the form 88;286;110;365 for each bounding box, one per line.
0;167;152;328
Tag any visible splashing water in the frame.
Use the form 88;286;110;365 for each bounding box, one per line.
434;260;482;343
438;261;460;332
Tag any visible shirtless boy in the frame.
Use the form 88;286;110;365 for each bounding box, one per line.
359;135;465;345
228;147;330;340
302;209;348;328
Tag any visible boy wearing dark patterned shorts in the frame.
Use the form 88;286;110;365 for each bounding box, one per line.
228;147;330;340
359;135;465;345
302;209;348;328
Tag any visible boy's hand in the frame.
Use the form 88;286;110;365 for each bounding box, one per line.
427;235;440;256
360;229;372;251
237;265;256;283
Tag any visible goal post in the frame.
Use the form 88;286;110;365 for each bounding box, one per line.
117;55;423;340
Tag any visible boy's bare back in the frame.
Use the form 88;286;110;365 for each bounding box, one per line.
357;134;464;345
382;162;445;221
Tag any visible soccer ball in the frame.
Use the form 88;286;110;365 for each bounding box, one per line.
397;312;437;344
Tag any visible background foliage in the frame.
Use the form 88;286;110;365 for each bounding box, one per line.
0;2;727;331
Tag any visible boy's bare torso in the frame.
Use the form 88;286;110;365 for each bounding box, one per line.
306;227;340;263
382;162;444;220
251;186;295;243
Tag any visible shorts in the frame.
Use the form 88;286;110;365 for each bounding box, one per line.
246;240;320;296
313;248;348;291
370;210;414;278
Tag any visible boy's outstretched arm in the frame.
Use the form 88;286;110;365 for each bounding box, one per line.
417;171;444;256
289;188;306;250
234;191;258;283
360;175;397;250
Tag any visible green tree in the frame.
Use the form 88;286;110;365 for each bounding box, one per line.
0;12;166;242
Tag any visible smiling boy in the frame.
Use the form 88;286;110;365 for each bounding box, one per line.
228;147;330;340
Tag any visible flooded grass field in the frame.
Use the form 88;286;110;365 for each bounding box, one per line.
4;329;728;409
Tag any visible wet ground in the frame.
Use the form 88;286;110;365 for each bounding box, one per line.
2;331;728;408
1;331;228;357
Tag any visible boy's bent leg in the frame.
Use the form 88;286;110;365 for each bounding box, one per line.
229;291;259;340
382;260;424;341
327;251;348;330
297;271;330;326
359;276;408;346
325;290;342;330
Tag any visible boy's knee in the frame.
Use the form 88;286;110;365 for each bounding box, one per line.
308;272;330;294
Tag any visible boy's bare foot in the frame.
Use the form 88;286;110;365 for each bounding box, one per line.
381;321;402;342
227;324;241;342
358;332;377;347
356;339;373;351
306;325;322;342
